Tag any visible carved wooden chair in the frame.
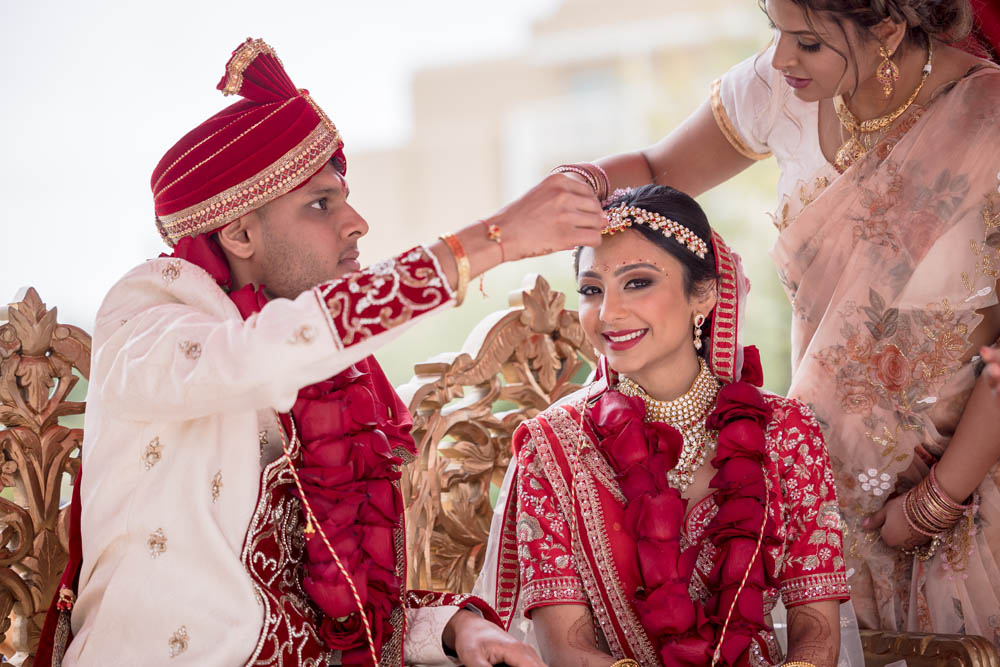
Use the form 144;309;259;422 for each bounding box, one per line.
397;274;596;593
0;289;89;665
2;282;999;667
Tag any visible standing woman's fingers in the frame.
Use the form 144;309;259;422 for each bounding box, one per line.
862;505;888;531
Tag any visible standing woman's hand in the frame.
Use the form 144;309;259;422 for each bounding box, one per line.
862;493;931;550
981;346;1000;399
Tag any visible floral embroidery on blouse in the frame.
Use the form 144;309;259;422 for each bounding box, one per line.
515;438;588;611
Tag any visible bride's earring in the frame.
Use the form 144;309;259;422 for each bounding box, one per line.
693;313;706;350
876;43;899;99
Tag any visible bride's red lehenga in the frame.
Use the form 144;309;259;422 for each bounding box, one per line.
484;232;849;666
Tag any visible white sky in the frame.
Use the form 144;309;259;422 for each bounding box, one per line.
0;0;559;327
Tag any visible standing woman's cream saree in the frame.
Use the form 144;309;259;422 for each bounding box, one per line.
714;47;1000;640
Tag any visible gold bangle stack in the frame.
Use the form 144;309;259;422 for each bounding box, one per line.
552;163;610;202
900;464;973;561
783;662;818;667
610;659;638;667
438;234;470;306
904;465;970;537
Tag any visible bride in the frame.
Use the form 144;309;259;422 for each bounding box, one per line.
476;185;854;666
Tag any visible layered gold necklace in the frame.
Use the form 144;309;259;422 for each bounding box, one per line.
833;40;933;172
617;357;720;492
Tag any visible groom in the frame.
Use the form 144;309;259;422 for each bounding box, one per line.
37;38;603;666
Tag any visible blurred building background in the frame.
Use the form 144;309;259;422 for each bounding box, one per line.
347;0;790;392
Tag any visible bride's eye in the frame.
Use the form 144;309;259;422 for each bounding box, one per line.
625;278;652;290
577;285;602;296
797;41;821;52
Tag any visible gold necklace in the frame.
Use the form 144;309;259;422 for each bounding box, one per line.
833;40;933;172
617;357;720;492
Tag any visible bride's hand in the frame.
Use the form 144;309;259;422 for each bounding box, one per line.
862;494;930;550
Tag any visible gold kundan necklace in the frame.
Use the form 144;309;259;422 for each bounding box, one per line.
617;357;720;492
833;39;933;172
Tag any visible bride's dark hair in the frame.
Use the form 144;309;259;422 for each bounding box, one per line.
575;184;719;300
574;184;720;353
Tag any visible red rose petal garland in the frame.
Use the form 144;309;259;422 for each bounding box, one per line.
589;351;778;666
702;380;780;666
169;234;411;666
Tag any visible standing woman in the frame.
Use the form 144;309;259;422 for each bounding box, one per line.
554;0;1000;642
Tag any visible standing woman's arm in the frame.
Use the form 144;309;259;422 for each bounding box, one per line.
594;100;758;198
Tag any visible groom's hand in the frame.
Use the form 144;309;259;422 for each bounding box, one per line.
485;173;605;262
444;610;544;667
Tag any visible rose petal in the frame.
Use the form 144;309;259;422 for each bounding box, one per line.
635;492;686;542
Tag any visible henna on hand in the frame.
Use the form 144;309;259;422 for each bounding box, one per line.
566;610;608;657
786;602;839;667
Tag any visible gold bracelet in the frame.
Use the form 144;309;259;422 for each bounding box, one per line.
783;662;818;667
438;234;469;306
610;660;638;667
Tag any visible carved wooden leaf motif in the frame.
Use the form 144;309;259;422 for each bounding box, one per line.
517;275;564;334
403;273;594;593
0;288;90;660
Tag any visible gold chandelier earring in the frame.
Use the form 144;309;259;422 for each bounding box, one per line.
876;43;900;99
693;313;706;350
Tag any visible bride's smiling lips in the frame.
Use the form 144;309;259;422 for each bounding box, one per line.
602;328;648;351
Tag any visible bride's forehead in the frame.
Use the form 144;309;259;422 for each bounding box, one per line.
580;229;678;267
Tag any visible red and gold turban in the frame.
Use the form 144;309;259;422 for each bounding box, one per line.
152;38;345;246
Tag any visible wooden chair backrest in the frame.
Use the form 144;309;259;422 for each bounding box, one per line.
0;288;89;663
397;273;595;593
